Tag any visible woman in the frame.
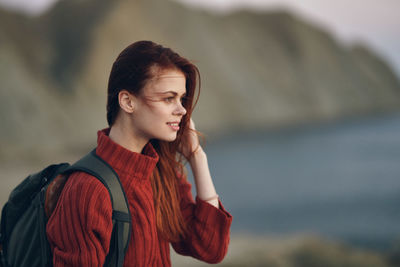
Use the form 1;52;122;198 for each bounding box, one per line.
46;40;232;266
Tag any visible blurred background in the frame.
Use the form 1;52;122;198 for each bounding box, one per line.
1;0;400;266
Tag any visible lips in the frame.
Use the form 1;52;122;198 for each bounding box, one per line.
166;121;180;126
167;121;180;131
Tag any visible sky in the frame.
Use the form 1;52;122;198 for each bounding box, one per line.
0;0;399;77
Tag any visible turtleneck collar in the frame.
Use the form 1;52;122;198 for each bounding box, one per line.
95;128;159;180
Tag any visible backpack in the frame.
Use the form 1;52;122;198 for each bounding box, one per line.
0;149;132;267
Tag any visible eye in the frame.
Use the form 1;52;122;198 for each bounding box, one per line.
165;97;174;103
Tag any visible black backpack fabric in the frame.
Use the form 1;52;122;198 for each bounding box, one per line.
0;149;132;267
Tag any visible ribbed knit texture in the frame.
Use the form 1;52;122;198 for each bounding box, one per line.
46;128;232;266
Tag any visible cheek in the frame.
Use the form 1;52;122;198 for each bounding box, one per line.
148;104;172;118
137;109;168;130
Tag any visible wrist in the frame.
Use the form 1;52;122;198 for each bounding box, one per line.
188;146;206;165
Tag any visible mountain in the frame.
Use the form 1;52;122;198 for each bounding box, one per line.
1;0;399;160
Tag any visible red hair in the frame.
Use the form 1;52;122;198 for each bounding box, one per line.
106;41;200;241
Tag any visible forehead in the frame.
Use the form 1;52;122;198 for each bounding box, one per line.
145;69;186;95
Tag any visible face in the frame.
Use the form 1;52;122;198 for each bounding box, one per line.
130;68;187;143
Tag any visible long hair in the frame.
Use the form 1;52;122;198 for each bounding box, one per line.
106;40;200;241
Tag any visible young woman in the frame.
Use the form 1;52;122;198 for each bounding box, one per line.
46;40;232;266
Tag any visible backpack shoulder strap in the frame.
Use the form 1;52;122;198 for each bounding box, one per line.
64;149;131;267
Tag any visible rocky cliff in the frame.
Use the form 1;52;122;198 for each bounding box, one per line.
1;0;399;160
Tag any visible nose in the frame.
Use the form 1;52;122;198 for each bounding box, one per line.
174;102;187;116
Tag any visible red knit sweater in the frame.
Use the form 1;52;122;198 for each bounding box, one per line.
46;129;232;266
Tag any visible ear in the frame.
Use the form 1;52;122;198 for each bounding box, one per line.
118;90;136;113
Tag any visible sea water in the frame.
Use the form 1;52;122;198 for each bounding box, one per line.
187;113;400;250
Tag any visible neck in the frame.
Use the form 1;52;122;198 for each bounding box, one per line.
108;119;148;154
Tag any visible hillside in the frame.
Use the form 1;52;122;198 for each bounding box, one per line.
1;0;399;160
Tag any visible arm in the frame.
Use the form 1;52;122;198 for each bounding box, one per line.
171;175;232;263
46;172;113;267
189;147;219;208
173;119;232;263
178;119;219;207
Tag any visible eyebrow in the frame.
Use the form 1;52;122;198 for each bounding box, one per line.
157;91;186;97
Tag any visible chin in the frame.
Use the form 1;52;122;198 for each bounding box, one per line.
157;134;177;142
166;136;178;142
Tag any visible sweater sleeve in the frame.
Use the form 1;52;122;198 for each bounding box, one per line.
46;172;113;267
171;177;233;264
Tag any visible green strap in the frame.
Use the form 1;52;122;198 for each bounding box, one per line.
64;149;131;267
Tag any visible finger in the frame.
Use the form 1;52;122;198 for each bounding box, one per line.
189;118;196;130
